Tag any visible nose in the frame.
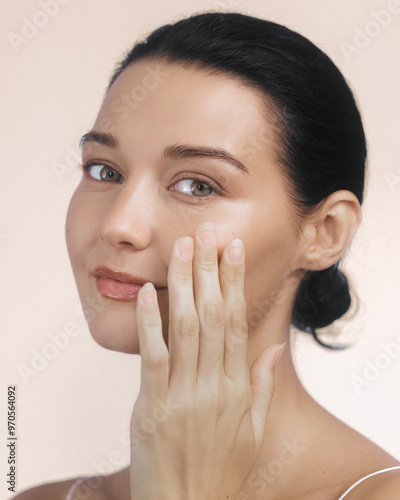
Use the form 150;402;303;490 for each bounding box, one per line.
98;179;153;250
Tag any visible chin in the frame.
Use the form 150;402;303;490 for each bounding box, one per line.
84;303;142;354
81;292;170;354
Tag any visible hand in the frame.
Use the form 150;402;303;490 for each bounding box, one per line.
130;221;285;500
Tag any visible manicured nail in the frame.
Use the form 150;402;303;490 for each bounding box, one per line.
141;282;156;305
227;239;244;263
272;342;286;367
178;237;194;261
199;222;216;247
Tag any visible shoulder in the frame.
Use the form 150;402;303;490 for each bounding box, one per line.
344;468;400;500
12;478;78;500
12;476;109;500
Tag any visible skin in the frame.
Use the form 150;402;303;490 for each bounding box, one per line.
15;60;400;499
66;61;306;358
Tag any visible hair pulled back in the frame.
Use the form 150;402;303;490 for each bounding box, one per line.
107;12;366;348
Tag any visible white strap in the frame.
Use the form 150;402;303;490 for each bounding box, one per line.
338;466;400;499
65;477;87;500
66;469;400;500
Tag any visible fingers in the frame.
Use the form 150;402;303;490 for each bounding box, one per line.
135;221;284;473
137;222;254;405
136;283;169;401
167;236;199;397
167;222;249;387
249;343;286;448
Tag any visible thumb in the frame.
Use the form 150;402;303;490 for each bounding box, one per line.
249;342;286;447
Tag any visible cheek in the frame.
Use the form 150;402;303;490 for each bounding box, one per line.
241;225;300;323
65;190;97;267
212;217;294;295
65;193;81;267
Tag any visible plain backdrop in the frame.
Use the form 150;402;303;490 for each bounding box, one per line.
1;0;400;496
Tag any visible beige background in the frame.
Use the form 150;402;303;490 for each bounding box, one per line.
1;0;400;495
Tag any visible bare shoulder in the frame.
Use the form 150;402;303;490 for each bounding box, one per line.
12;475;110;500
12;477;80;500
344;468;400;499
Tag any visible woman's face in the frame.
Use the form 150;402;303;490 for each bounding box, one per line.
66;60;306;354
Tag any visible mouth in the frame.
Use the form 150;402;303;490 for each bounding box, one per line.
93;266;167;302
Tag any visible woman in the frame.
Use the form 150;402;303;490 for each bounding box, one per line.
14;11;400;500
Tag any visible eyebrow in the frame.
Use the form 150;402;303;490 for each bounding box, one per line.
79;131;119;149
79;131;249;174
164;144;248;174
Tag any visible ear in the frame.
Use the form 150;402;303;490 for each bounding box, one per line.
298;190;361;271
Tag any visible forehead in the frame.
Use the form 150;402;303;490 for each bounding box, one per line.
94;60;280;166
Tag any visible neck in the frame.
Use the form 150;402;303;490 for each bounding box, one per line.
241;341;323;498
242;298;326;499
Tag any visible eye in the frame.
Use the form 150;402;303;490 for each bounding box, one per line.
172;178;218;197
82;161;124;183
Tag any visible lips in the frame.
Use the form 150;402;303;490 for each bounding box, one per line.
93;266;166;302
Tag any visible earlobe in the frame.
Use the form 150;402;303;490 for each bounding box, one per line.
300;190;361;271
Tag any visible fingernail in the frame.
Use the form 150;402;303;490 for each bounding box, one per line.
272;342;286;367
227;239;244;263
199;222;216;247
178;237;194;261
141;282;156;305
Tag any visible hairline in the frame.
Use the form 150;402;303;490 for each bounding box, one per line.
106;54;319;233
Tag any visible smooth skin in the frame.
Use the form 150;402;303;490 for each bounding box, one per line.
14;60;400;499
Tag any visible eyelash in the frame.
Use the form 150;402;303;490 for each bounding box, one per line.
81;160;124;184
81;160;222;198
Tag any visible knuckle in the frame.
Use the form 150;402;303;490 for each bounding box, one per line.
197;257;218;272
204;300;225;328
175;314;199;337
227;309;248;337
225;336;243;354
142;348;168;369
142;316;162;329
173;270;193;283
222;269;244;285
